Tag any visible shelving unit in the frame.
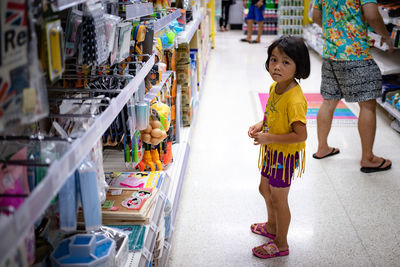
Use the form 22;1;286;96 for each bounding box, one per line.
377;98;400;122
106;9;211;267
303;24;323;56
0;55;155;265
277;2;304;36
154;10;182;33
177;14;203;44
0;0;213;264
125;3;154;19
144;71;174;102
51;0;87;11
371;47;400;76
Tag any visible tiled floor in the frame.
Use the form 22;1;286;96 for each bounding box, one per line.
168;30;400;267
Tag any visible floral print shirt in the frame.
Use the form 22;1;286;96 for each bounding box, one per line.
313;0;376;61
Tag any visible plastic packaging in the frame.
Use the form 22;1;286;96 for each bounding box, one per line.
65;10;83;58
90;139;108;204
90;226;129;267
45;20;65;82
135;101;150;131
0;148;29;215
0;0;49;132
50;233;116;267
104;14;121;57
77;158;102;231
116;22;133;63
58;173;78;232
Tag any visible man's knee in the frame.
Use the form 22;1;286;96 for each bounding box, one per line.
358;99;376;111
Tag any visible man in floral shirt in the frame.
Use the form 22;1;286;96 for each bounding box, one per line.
312;0;393;173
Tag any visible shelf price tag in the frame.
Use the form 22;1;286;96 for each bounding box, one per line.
164;241;171;251
159;191;166;201
142;248;152;261
150;222;158;233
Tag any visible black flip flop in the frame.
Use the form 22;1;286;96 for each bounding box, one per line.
240;38;251;43
312;148;340;159
360;159;392;173
251;40;260;43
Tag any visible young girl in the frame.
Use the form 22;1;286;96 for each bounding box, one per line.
248;36;310;259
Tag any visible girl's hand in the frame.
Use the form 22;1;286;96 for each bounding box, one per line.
248;121;263;138
253;132;272;145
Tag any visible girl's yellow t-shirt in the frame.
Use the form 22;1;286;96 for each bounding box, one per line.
258;82;307;182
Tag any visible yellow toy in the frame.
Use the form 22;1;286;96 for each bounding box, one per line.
151;149;163;171
142;149;155;171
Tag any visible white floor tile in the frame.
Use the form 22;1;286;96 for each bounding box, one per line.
168;30;400;266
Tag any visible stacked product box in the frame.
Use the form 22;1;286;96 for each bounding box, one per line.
176;43;193;126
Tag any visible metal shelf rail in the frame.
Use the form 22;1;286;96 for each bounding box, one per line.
154;10;181;33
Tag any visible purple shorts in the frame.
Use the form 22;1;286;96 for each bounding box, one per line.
261;152;298;188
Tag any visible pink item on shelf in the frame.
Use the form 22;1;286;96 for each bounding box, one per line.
120;178;145;188
0;147;29;215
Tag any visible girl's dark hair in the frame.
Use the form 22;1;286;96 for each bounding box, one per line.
265;35;310;80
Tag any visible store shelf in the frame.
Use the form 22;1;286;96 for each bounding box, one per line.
369;31;400;52
177;15;202;44
159;40;212;267
51;0;86;11
144;71;174;102
377;98;400;122
122;172;170;267
279;6;304;10
379;6;400;26
137;174;170;266
279;15;303;19
125;3;154;19
0;55;155;265
371;47;400;75
154;10;181;33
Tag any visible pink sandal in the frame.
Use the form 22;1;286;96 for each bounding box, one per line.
250;222;276;239
252;241;289;259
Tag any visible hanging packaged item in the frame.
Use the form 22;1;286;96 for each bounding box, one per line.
104;14;121;58
114;22;133;64
45;19;65;82
0;0;49;132
78;2;108;66
77;158;102;231
64;10;82;58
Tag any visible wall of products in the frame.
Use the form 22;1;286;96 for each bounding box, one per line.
0;0;213;266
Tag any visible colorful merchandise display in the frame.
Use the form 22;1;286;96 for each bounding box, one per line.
0;0;213;265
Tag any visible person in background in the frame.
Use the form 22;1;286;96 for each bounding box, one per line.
220;0;234;31
241;0;265;43
312;0;393;173
248;36;310;258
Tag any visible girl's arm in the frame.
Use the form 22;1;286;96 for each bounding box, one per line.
248;120;264;138
253;121;307;145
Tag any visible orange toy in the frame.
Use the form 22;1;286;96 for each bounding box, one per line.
151;148;163;171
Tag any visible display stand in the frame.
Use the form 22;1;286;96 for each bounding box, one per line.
0;55;155;264
115;8;213;267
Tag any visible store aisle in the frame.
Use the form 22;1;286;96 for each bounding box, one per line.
168;31;400;266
